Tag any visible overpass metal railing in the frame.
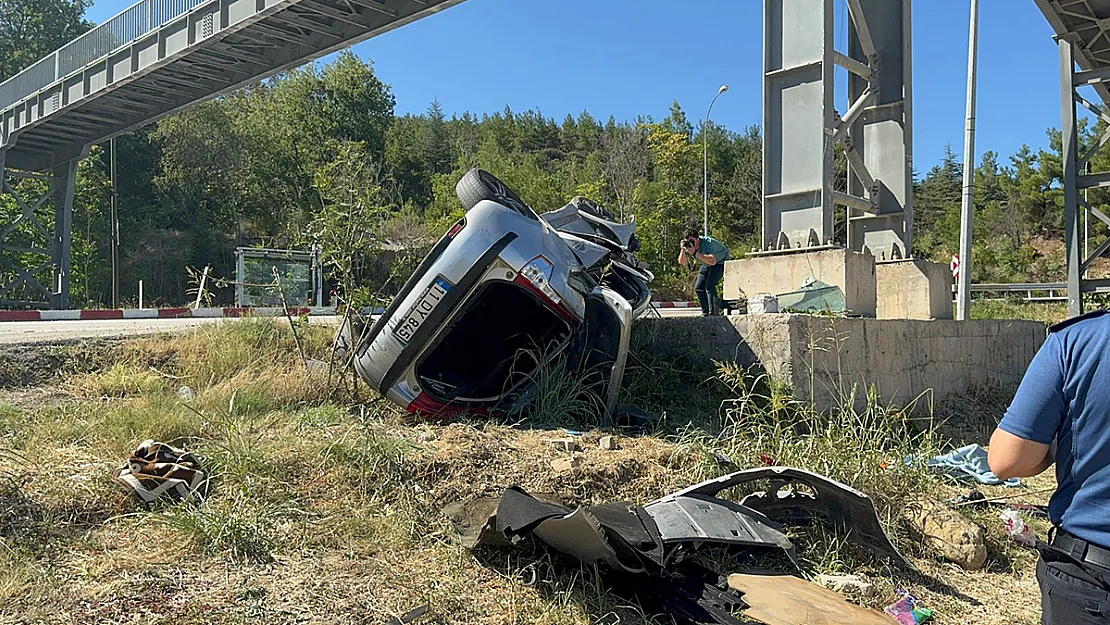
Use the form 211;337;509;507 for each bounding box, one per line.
969;283;1068;302
0;0;209;112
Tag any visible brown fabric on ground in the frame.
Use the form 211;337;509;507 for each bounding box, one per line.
112;439;205;505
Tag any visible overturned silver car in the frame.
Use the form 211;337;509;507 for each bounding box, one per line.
339;169;654;419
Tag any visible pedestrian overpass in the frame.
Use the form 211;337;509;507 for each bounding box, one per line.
2;0;1110;312
0;0;464;307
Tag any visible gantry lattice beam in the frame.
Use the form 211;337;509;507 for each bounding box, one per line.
1036;0;1110;316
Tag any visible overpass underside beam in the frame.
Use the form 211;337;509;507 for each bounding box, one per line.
0;151;77;309
762;0;912;260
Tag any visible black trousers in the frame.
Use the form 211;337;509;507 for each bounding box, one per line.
695;263;724;316
1037;540;1110;623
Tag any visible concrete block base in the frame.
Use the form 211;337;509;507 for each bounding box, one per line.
723;248;877;317
640;314;1046;414
876;259;954;320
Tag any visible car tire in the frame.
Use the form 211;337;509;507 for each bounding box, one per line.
456;168;535;219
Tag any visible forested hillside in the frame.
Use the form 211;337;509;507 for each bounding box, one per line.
2;0;1105;307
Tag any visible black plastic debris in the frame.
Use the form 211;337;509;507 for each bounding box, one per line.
447;466;908;624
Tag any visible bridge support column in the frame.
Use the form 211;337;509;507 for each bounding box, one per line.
0;151;79;310
762;0;912;258
1056;36;1110;317
745;0;947;319
52;159;77;310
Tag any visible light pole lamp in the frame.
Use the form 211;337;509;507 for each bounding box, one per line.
704;84;728;236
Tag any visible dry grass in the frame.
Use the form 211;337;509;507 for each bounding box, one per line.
0;319;1052;625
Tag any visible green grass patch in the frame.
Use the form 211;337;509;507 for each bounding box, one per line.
150;486;302;564
971;299;1068;324
71;363;168;397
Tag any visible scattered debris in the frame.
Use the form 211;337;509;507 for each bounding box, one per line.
443;492;565;550
550;438;580;452
654;466;907;566
550;457;582;472
925;444;1021;487
748;294;779;314
1000;509;1038;547
775;278;846;315
906;499;987;570
602;562;749;625
816;573;877;600
343;169;656;420
885;590;934;624
112;439;206;506
599;434;617;450
727;572;892;624
711;451;737;467
757;453;778;466
177;385;194;402
384;604;429;625
459;482;794;574
450;466;911;623
949;488;1051;518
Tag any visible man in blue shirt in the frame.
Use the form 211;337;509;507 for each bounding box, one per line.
989;309;1110;624
678;228;730;316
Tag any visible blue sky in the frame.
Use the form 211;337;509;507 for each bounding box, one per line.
83;0;1067;172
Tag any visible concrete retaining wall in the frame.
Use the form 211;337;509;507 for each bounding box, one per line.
638;314;1046;413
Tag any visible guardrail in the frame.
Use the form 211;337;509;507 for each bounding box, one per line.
969;283;1068;302
0;0;208;112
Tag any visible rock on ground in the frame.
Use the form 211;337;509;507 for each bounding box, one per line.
907;499;988;571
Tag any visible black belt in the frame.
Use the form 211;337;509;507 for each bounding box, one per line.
1050;528;1110;572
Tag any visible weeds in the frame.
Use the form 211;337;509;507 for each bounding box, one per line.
152;487;297;564
118;317;333;391
322;410;414;504
0;318;1042;624
505;350;609;429
69;363;168;397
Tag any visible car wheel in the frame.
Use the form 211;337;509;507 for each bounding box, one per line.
456;168;536;219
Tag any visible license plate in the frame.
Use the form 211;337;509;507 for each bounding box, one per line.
393;276;452;344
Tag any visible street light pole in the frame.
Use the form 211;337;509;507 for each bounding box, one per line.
704;84;728;236
956;0;979;321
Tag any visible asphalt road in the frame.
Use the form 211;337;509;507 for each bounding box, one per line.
0;316;341;344
0;307;702;344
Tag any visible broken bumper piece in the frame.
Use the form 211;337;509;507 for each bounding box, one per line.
451;467;905;572
449;468;908;625
652;466;907;566
450;483;798;575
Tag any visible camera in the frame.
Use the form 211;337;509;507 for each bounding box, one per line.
682;239;693;250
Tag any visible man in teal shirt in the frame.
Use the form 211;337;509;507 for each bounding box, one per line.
678;227;730;316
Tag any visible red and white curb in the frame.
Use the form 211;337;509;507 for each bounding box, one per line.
0;307;342;322
0;301;698;322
